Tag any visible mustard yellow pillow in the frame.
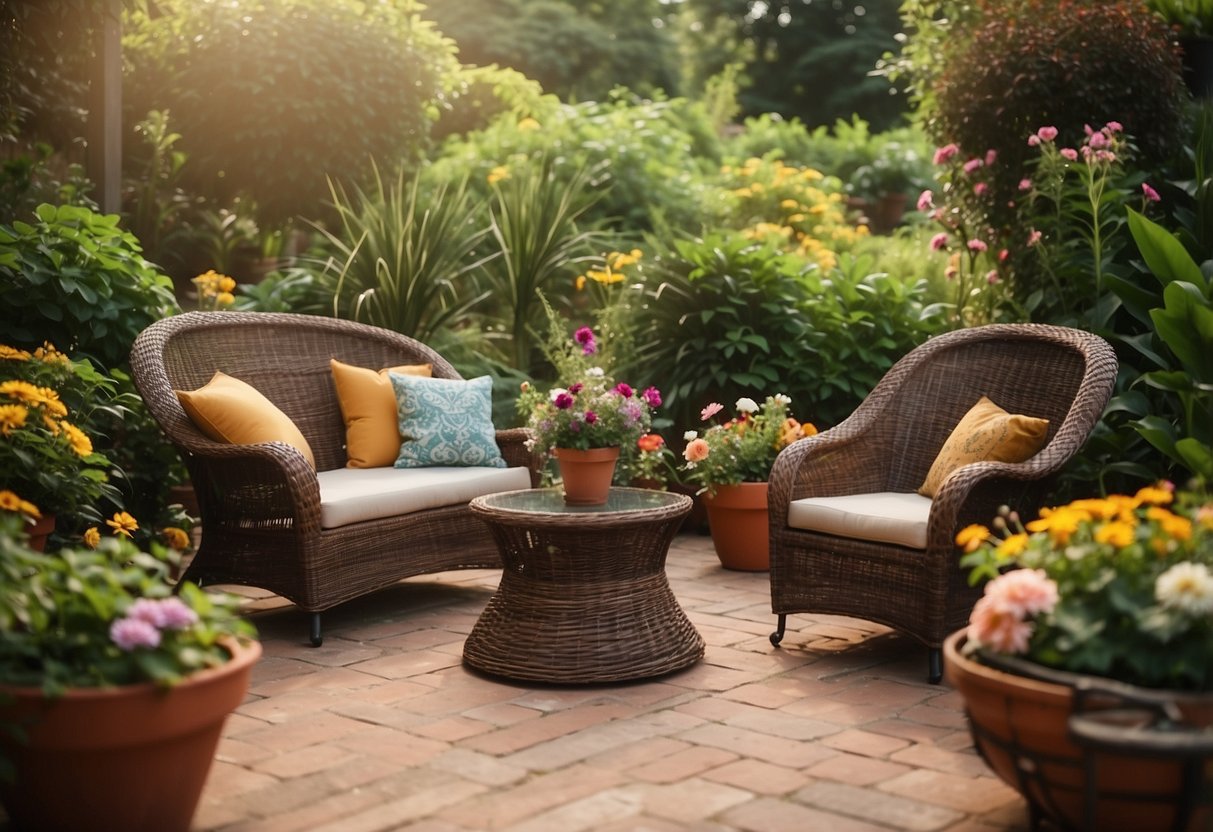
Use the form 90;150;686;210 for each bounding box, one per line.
176;371;316;468
330;359;433;468
918;396;1049;498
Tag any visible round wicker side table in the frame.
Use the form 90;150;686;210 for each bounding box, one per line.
464;487;704;684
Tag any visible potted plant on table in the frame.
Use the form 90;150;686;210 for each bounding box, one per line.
518;321;663;505
0;511;259;832
945;483;1213;831
682;395;816;570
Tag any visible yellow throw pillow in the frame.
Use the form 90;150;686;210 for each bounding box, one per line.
330;359;433;468
918;396;1049;498
176;371;316;468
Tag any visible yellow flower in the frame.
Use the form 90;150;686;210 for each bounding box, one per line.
1069;498;1122;520
587;268;624;285
218;276;237;293
1094;520;1136;548
996;532;1029;558
33;342;69;365
0;489;40;518
38;387;68;418
0;344;31;361
161;526;191;550
1134;484;1173;505
216;292;235;307
0;379;43;405
60;420;93;457
106;511;139;538
1147;506;1192;542
780;199;799;210
0;403;28;435
487;165;510;185
1026;505;1090;545
83;526;100;548
575;275;587;291
517;117;540;131
955;524;991;553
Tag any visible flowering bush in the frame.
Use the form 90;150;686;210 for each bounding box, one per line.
681;395;816;493
0;512;254;694
958;484;1213;691
0;342;120;526
621;432;678;489
517;323;662;459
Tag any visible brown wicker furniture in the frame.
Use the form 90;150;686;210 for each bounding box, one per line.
464;487;703;683
130;311;540;645
768;324;1117;683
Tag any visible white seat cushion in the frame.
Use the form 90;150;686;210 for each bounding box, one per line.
787;492;932;550
316;466;531;529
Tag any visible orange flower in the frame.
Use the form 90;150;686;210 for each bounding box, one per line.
683;437;710;463
637;433;665;453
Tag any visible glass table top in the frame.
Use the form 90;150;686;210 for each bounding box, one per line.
474;487;689;516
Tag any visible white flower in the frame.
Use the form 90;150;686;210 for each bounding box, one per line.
586;367;605;378
683;430;698;442
774;393;791;406
735;397;759;414
549;387;568;402
1155;562;1213;616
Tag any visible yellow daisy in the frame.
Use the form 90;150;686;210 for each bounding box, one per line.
0;403;28;435
955;524;991;553
83;526;100;548
106;511;139;538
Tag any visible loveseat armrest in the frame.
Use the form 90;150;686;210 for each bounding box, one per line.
184;440;323;537
495;427;542;488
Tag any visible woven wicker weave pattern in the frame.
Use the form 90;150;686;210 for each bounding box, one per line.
768;323;1117;666
129;312;541;627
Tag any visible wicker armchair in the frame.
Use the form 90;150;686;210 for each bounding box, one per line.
130;311;540;645
767;324;1117;682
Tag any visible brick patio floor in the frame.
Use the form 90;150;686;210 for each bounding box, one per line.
190;531;1031;831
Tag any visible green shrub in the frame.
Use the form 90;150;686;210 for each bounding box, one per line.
123;0;458;225
432;64;549;142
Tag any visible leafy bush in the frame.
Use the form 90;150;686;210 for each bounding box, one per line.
931;0;1186;222
432;64;549;142
123;0;458;225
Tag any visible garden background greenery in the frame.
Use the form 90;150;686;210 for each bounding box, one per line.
1;0;1210;548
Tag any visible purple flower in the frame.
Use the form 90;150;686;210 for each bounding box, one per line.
110;617;161;651
621;399;644;426
584;410;598;424
642;386;662;408
574;326;596;355
614;382;633;398
554;392;574;410
156;597;199;630
127;597;167;627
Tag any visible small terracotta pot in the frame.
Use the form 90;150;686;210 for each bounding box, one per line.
24;512;55;552
703;482;769;571
554;446;620;506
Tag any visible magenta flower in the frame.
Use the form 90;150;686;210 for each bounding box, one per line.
568;382;584;394
1037;126;1059;142
614;382;633;398
574;326;596;355
1018;178;1032;191
110;617;161;651
968;239;988;253
700;402;723;421
1142;182;1161;202
962;157;984;174
155;597;199;630
974;182;988;196
916;190;934;212
642;386;662;408
553;392;574;410
1060;148;1078;161
932;144;959;165
583;410;598;425
929;232;949;251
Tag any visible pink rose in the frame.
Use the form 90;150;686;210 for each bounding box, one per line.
553;392;574;410
614;382;633;398
998;248;1009;262
642;386;662;408
916;189;934;212
968;595;1034;654
986;569;1059;618
930;232;949;251
1027;135;1041;147
1088;131;1108;149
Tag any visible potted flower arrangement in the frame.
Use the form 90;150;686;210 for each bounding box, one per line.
682;395;815;570
0;342;122;546
517;323;662;505
945;483;1213;831
0;510;259;832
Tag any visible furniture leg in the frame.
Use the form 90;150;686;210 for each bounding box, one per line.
769;614;786;647
309;613;323;647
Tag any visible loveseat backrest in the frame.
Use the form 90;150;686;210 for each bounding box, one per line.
133;311;460;472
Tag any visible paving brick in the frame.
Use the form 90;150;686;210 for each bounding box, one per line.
498;788;643;832
794;781;964;831
430;748;529;787
863;718;954;745
804;750;912;786
349;648;465;680
821;728;913;758
460;703;632;755
890;743;1000;778
583;736;690;771
335;725;451;767
252;743;363;778
723;795;895;832
629;745;738;783
437;764;627;829
639;778;754;823
675;723;837;768
879;769;1022;813
308;776;486;832
702;758;810;795
463;702;546;727
411;716;496;742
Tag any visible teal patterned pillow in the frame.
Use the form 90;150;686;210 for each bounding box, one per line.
389;374;506;469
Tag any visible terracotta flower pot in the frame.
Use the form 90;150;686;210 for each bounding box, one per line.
703;482;769;571
24;512;55;552
554;446;620;506
0;638;261;832
943;630;1213;832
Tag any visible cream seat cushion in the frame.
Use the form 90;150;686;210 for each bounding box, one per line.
788;492;933;550
316;465;530;529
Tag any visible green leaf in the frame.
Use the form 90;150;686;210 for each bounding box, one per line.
1127;207;1207;290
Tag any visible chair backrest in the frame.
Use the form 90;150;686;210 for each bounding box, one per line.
130;311;461;472
855;324;1116;493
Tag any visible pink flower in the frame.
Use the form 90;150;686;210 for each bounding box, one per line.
1142;182;1161;202
155;597;199;630
614;382;633;398
1018;178;1032;191
973;182;988;196
1037;126;1059;142
967;239;988;253
642;386;662;408
583;410;598;424
1027;229;1042;247
986;270;1000;285
916;189;934;212
683;437;710;463
126;598;168;627
986;569;1059;618
1087;131;1108;149
700;402;723;421
1083;123;1095;137
553;392;574;410
968;595;1034;654
933;143;959;165
1106;120;1123;133
1027;135;1041;147
1060;148;1078;161
568;382;584;394
1096;150;1117;163
929;232;949;251
574;326;596;355
110;617;161;651
985;149;997;165
963;157;984;174
998;249;1009;262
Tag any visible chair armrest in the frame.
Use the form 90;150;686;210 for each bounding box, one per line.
184;440;322;536
495;427;542;488
768;421;892;530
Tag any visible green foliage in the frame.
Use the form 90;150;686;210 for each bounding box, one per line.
0;203;179;369
123;0;458;225
432;64;548;142
1147;0;1213;35
0;513;254;694
875;0;979;121
0;143;96;220
931;0;1186;224
313;166;492;346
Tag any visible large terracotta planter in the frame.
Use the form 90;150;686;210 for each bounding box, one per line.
554;446;620;506
0;638;261;832
943;630;1213;832
703;482;769;571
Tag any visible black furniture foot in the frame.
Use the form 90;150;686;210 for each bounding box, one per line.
769;614;786;647
309;613;323;647
928;646;943;684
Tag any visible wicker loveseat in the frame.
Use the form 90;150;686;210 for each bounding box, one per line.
130;311;540;645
